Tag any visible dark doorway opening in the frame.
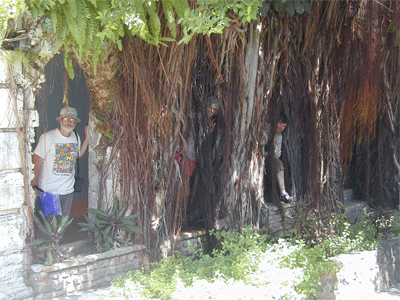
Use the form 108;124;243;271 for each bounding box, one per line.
34;53;90;244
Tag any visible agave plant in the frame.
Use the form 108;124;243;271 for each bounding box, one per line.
78;197;141;252
33;211;73;266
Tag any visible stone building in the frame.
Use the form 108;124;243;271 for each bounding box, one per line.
0;55;35;299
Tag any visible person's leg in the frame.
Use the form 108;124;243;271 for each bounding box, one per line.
277;169;287;196
275;158;293;202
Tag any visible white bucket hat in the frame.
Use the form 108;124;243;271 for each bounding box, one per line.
56;107;81;122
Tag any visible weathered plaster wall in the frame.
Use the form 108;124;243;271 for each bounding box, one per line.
0;56;35;299
87;113;102;211
321;238;400;299
87;112;118;211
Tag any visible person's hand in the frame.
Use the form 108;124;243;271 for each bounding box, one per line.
31;178;39;197
210;119;216;132
79;125;90;158
31;178;38;188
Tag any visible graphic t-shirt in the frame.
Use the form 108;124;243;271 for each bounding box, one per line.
34;128;80;195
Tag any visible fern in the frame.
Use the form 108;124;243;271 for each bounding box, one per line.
162;0;176;38
68;0;77;18
63;5;78;45
145;0;161;44
76;0;89;48
25;0;198;74
171;0;190;17
27;0;109;75
84;8;98;54
63;47;74;79
63;0;89;49
160;0;190;40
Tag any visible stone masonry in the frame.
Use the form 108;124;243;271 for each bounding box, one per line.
261;202;295;236
0;54;37;299
29;244;146;299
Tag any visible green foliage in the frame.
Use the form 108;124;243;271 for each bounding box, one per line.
178;0;262;44
112;227;271;299
0;0;25;41
260;0;311;18
290;202;400;255
112;210;400;299
28;0;110;74
112;0;189;45
212;226;270;257
348;211;378;250
208;227;271;281
388;208;400;235
78;197;141;252
162;0;188;38
292;202;347;247
178;0;312;44
33;211;73;266
348;209;400;251
26;0;192;74
2;0;313;78
287;206;400;297
281;240;340;297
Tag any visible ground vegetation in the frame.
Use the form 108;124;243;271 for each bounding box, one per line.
111;209;400;299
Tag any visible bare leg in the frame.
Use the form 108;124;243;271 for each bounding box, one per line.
277;170;293;202
277;170;286;196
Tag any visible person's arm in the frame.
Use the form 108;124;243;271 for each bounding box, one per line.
31;154;44;188
274;133;282;159
79;125;89;159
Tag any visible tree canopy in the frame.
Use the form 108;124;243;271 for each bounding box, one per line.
1;1;311;74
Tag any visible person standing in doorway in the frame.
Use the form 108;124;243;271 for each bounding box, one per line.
262;112;293;203
31;107;89;217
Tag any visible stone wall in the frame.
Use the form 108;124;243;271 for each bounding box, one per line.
174;230;209;257
261;202;295;236
29;244;146;299
314;238;400;299
0;55;36;299
172;204;296;259
376;237;400;291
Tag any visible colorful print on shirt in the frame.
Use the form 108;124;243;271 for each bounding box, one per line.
53;142;78;174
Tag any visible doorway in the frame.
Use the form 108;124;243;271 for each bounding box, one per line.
34;53;90;243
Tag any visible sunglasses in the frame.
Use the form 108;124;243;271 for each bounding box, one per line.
61;117;78;122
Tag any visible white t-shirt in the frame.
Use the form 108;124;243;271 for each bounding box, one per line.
34;128;80;195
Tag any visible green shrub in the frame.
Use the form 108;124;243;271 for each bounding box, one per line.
348;211;378;250
280;240;340;297
33;211;73;265
348;208;400;251
78;197;141;252
112;227;271;299
291;202;347;247
111;210;400;300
